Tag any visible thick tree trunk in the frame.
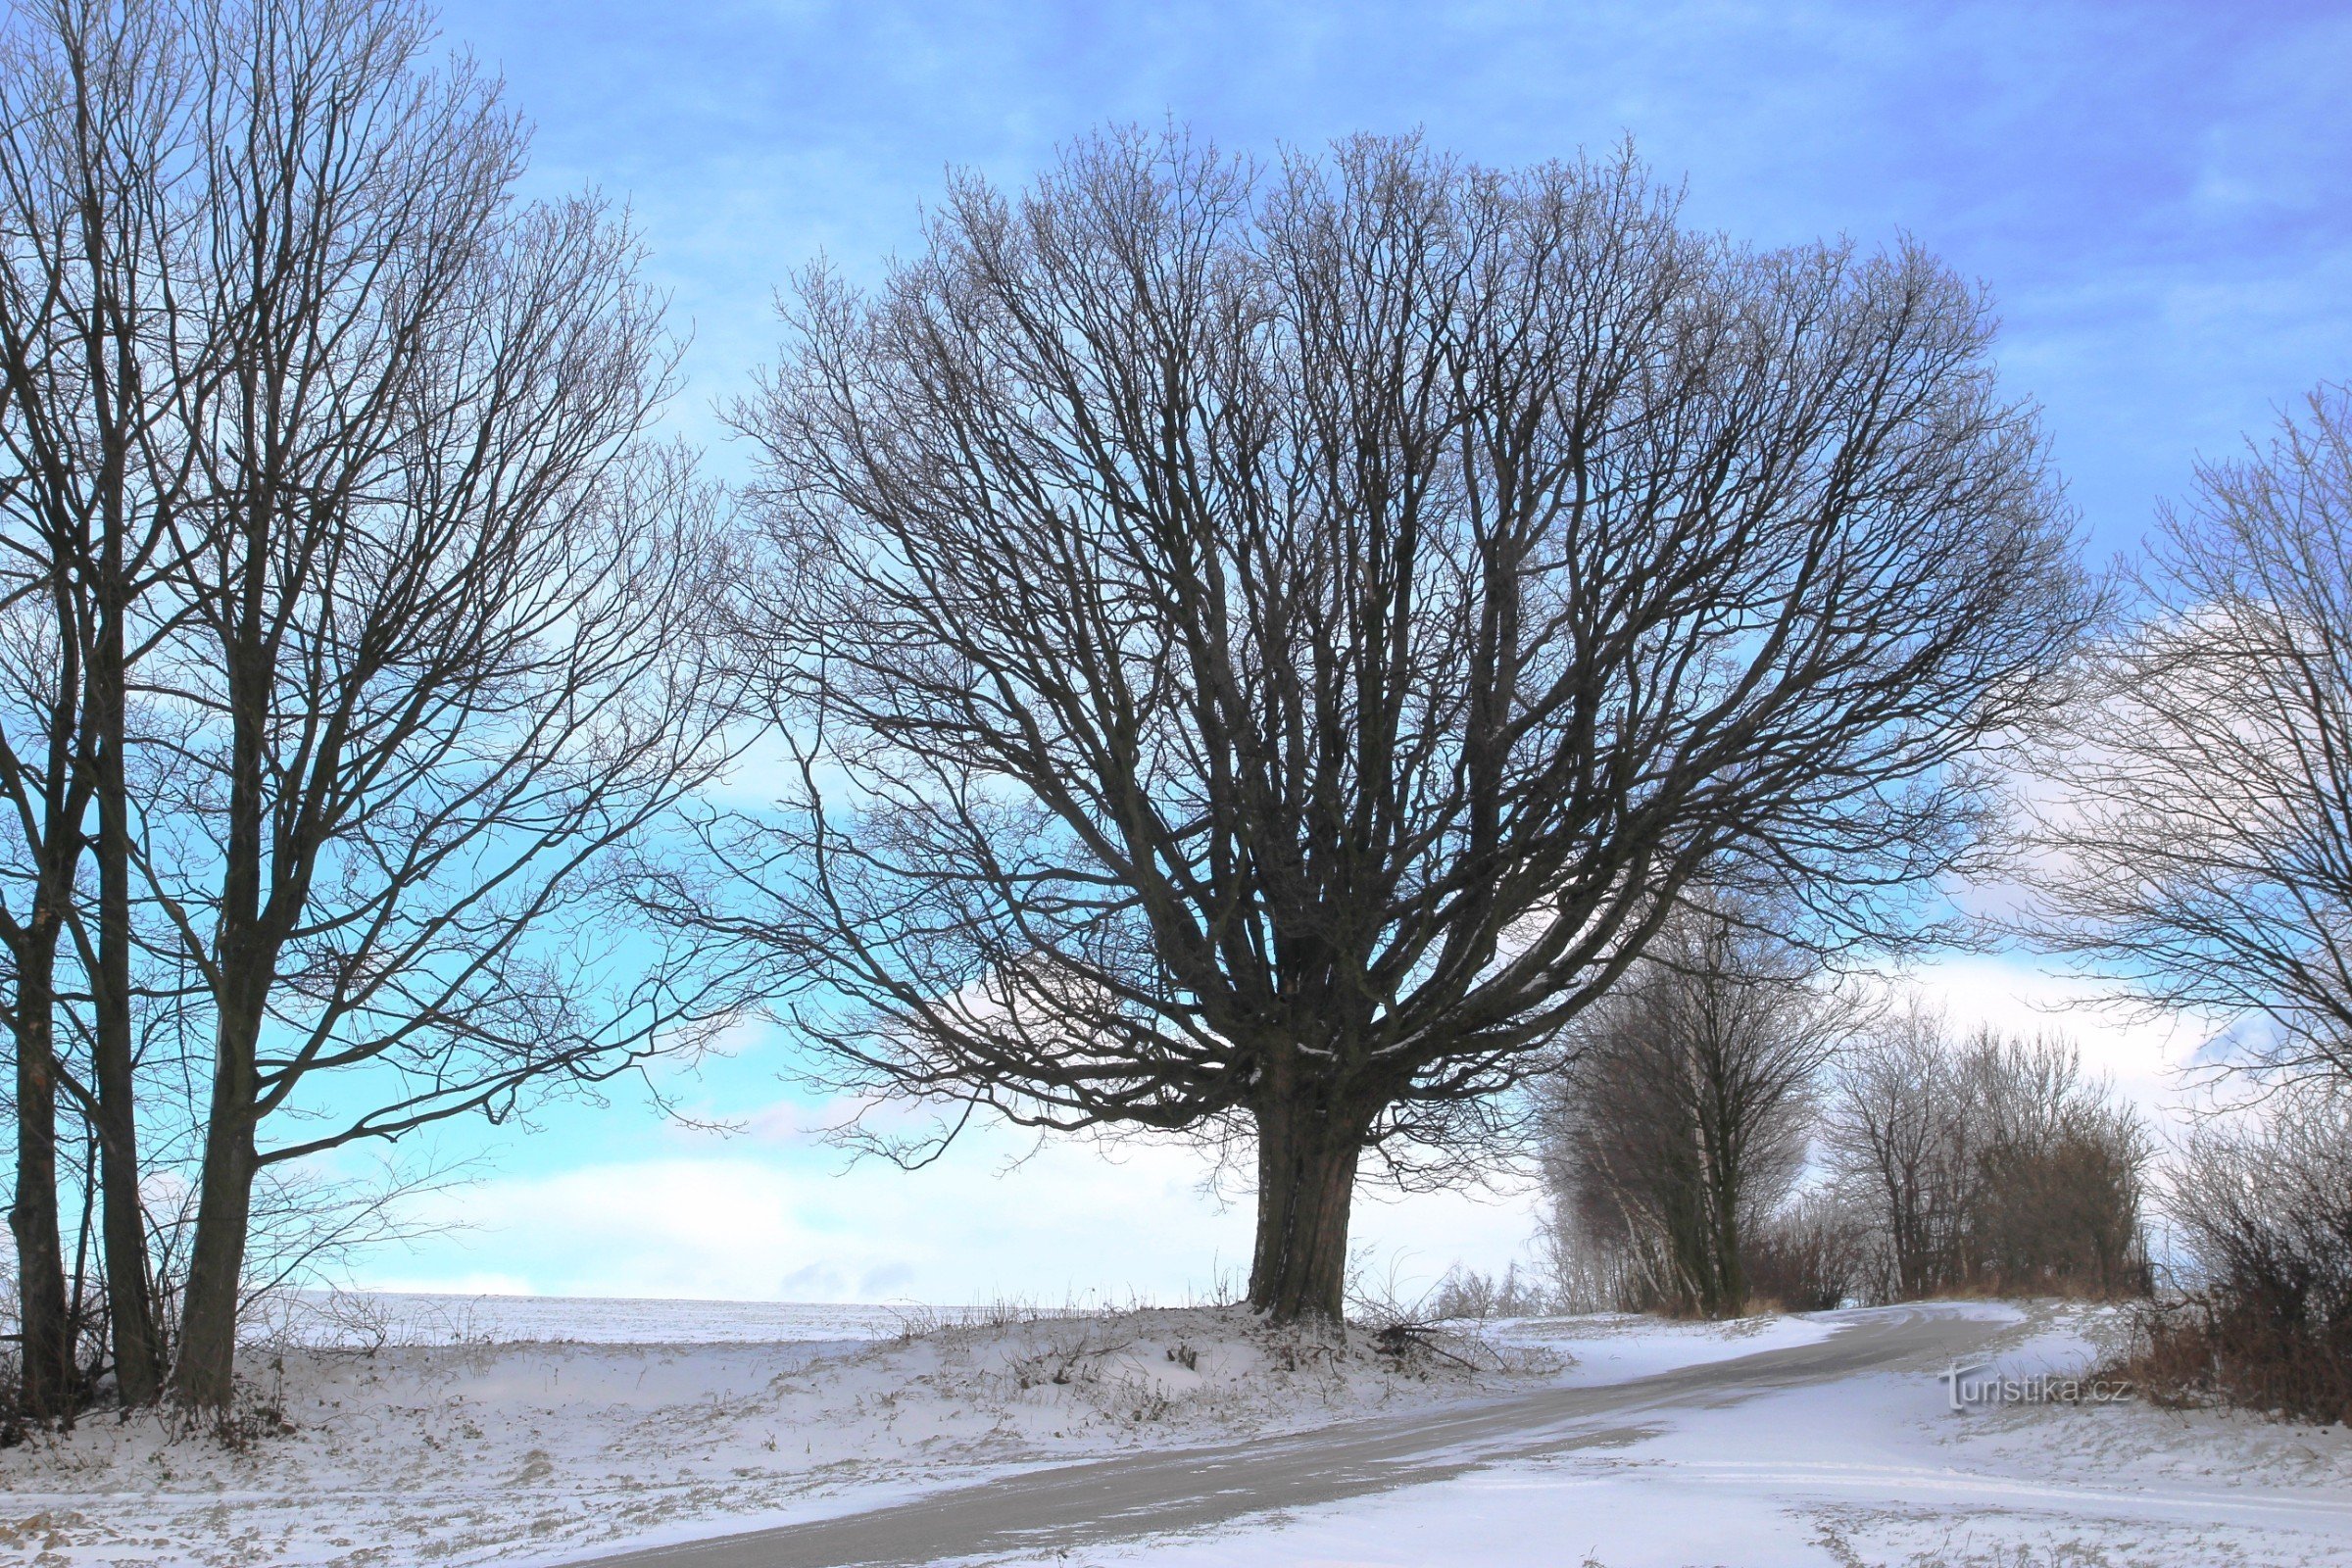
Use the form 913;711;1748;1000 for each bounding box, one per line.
89;606;161;1404
172;526;274;1412
169;1005;261;1410
8;940;74;1420
1246;1097;1364;1325
1708;1164;1745;1317
1700;1114;1744;1318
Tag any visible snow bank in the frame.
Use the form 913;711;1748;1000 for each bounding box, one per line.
0;1300;1560;1567
1055;1301;2352;1568
16;1297;2325;1568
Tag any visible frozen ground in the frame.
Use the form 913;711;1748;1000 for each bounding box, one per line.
0;1295;2346;1567
1050;1302;2352;1568
0;1294;1562;1566
260;1288;917;1347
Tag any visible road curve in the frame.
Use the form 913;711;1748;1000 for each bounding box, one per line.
564;1306;2007;1568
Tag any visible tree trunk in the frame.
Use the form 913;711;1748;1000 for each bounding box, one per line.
91;978;160;1403
171;507;274;1412
1700;1110;1744;1318
1661;1172;1709;1315
1246;1096;1364;1324
8;939;74;1420
1709;1156;1745;1317
1891;1184;1932;1300
170;1005;261;1409
89;596;161;1404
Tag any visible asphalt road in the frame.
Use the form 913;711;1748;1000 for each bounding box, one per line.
564;1306;2007;1568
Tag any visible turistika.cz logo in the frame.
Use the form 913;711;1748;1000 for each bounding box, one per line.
1937;1359;2132;1411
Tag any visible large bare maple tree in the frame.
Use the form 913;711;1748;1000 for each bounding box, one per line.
712;132;2089;1321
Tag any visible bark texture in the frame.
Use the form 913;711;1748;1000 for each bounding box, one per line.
1248;1096;1370;1323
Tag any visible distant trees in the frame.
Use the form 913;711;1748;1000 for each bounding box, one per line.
1540;898;1842;1316
700;127;2089;1323
1823;1017;2150;1301
0;0;734;1416
1818;1004;1962;1300
1541;985;2149;1317
1964;1036;2151;1296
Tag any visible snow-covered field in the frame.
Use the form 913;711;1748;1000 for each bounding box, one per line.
1;1294;2347;1567
0;1293;1562;1566
261;1288;917;1348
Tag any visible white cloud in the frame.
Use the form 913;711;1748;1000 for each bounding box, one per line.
350;954;2225;1306
355;1114;1547;1305
1880;952;2221;1140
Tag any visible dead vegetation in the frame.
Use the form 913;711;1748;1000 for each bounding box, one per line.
2101;1089;2352;1426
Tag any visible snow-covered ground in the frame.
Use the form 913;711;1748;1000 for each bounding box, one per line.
1058;1302;2352;1568
259;1288;917;1348
1;1294;2347;1567
0;1293;1561;1566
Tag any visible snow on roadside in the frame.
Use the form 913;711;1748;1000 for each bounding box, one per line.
1942;1300;2352;1515
1037;1301;2352;1568
0;1298;1585;1568
18;1297;2323;1568
1486;1305;1840;1385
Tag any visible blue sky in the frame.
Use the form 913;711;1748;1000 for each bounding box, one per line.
444;0;2352;549
358;0;2352;1303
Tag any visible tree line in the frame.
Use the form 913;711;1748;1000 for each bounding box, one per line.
1538;913;2152;1319
5;0;2349;1426
0;0;732;1417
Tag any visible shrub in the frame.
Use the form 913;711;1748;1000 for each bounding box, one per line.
2122;1088;2352;1424
1426;1263;1551;1321
1742;1192;1871;1311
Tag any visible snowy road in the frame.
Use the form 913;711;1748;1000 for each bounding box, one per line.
567;1305;2006;1568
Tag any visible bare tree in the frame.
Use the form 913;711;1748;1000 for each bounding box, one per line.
0;0;196;1412
1960;1032;2149;1297
1823;1002;1972;1298
1826;1012;2148;1300
1539;896;1843;1316
1740;1189;1871;1312
2029;385;2352;1093
92;0;738;1407
704;130;2088;1323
